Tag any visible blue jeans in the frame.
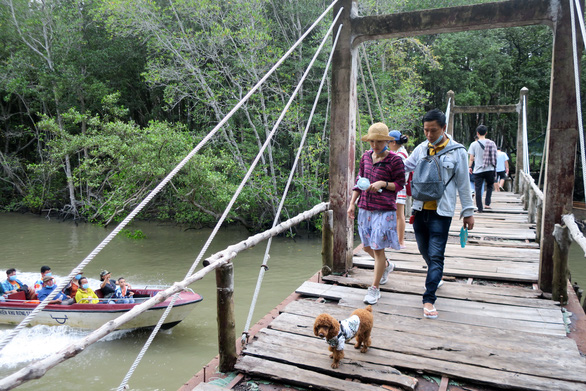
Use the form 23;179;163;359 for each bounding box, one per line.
413;209;452;305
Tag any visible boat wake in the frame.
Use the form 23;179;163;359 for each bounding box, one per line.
0;325;132;369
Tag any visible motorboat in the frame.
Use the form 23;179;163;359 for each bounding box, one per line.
0;287;202;330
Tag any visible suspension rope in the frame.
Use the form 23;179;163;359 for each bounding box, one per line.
445;96;452;127
241;22;343;345
116;4;342;389
522;95;530;174
361;45;384;121
0;0;340;355
358;53;375;123
570;0;586;201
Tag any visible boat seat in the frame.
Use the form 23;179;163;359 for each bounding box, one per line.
6;291;26;301
94;288;104;298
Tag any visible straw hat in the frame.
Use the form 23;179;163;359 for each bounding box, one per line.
361;123;392;141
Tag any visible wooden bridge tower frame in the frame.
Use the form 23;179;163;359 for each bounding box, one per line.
329;0;582;293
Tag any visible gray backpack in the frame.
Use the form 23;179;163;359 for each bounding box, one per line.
411;144;465;201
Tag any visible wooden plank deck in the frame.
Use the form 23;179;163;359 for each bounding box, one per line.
223;192;586;390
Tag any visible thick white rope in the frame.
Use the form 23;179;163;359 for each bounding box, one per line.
115;3;341;389
241;21;343;344
445;96;452;126
361;45;384;121
570;0;586;200
116;293;180;391
523;95;530;174
0;0;339;355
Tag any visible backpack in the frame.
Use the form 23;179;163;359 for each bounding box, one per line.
411;144;465;201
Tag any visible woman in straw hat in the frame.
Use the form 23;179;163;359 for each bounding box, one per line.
347;122;405;305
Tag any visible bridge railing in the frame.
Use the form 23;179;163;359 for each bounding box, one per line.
519;170;544;240
519;167;586;308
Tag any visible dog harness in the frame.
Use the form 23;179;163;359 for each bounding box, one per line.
327;314;360;351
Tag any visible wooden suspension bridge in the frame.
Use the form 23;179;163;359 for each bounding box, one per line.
185;189;586;391
181;0;586;390
4;1;586;390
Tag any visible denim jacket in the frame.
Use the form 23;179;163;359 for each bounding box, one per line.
404;135;474;219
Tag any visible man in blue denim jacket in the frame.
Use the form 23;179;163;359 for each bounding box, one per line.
404;109;475;319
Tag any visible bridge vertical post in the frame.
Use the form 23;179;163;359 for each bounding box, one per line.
514;87;528;194
321;210;334;276
216;263;237;372
330;0;358;274
539;0;582;293
552;224;571;304
446;90;455;138
535;197;543;243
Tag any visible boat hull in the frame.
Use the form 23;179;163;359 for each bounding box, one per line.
0;289;202;330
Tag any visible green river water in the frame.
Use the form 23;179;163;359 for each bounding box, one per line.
0;213;322;390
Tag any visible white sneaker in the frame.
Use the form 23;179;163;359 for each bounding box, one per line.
423;280;444;289
363;286;381;305
379;260;395;285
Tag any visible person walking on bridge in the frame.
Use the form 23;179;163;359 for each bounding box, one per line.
404;109;475;319
468;125;497;212
347;122;405;305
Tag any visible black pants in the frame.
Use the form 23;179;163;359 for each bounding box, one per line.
474;170;495;212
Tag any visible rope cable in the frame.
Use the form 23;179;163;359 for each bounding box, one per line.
241;22;343;343
570;0;586;201
0;0;340;355
445;96;452;127
358;53;375;123
361;45;384;121
116;3;342;389
522;95;530;174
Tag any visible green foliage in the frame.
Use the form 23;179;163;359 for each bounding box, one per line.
121;229;146;239
0;0;568;228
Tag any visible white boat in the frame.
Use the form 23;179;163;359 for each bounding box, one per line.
0;288;202;330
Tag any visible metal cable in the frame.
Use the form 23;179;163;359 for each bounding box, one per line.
241;21;344;344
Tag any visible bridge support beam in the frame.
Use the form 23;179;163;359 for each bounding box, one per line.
329;0;357;274
539;0;582;293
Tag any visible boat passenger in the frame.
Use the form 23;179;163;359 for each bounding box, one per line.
2;268;36;300
37;276;75;305
75;277;99;304
63;274;82;297
34;265;52;292
99;270;117;301
113;277;135;304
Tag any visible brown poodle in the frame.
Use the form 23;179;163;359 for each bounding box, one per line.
313;305;374;368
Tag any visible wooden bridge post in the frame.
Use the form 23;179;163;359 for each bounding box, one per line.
539;0;582;293
515;87;528;194
528;188;536;224
330;0;358;274
216;263;237;372
552;224;571;304
321;210;334;276
535;197;543;243
446;90;455;137
524;180;530;210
